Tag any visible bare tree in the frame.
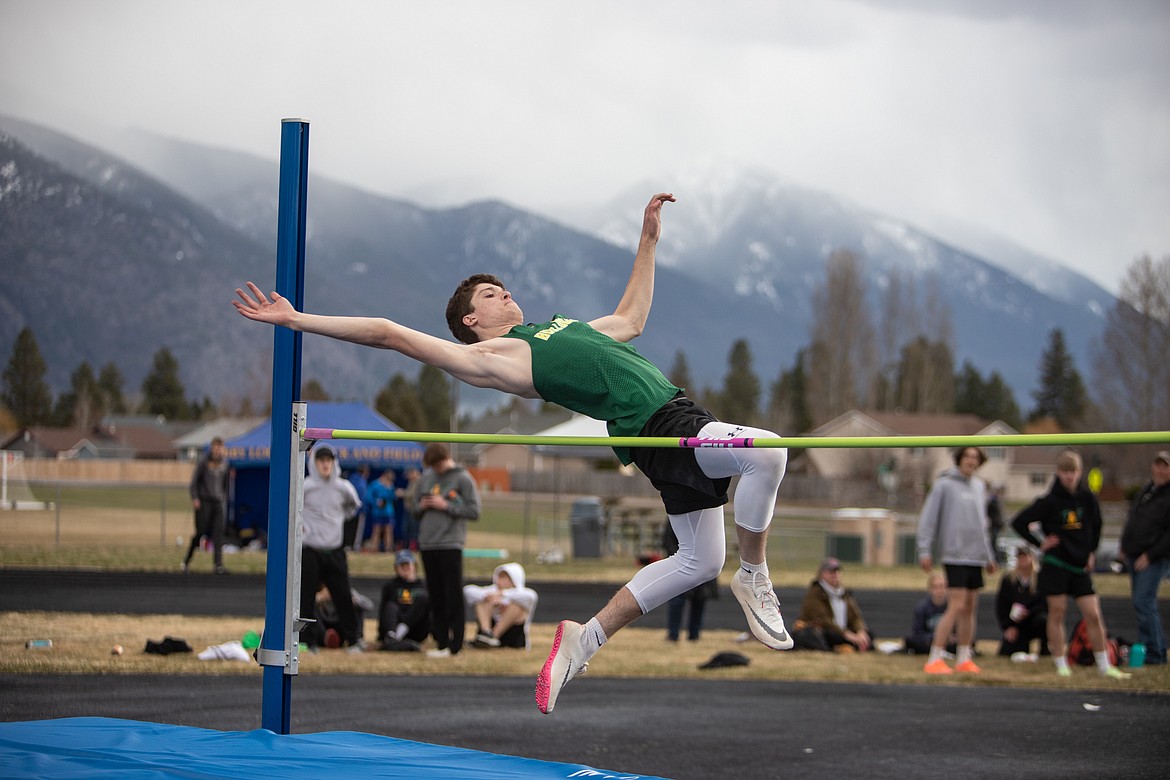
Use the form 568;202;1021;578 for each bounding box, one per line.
806;249;874;425
874;267;918;409
1092;254;1170;432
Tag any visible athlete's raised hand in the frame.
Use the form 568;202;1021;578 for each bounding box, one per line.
233;281;297;327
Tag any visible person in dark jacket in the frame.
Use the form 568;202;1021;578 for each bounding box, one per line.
796;558;873;652
377;550;431;652
995;546;1049;657
183;437;230;574
904;572;954;655
1012;450;1129;679
1119;451;1170;665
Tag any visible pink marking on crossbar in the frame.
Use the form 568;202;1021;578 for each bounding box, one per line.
678;437;755;448
301;428;335;440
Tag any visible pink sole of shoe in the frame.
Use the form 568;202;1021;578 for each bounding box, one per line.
535;622;566;715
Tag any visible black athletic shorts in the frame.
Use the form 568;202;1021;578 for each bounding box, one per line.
944;564;985;590
1038;561;1095;598
630;396;732;515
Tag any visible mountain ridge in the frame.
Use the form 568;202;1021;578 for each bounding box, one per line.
0;116;1114;419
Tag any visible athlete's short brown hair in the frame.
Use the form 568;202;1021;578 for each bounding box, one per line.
446;273;506;344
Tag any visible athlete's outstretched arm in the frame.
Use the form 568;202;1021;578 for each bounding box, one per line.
232;282;535;395
589;192;674;343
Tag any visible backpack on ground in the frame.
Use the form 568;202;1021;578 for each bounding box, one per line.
1066;618;1119;666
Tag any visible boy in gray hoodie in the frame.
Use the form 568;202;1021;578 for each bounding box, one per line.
916;446;998;675
411;443;480;657
300;443;362;650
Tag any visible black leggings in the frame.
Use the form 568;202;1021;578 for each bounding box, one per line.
421;549;465;653
301;546;359;647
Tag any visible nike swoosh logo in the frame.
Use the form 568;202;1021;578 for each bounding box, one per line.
746;603;790;642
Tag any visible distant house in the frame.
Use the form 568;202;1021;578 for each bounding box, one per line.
173;417;267;461
1;427;103;459
460;406;575;472
1;415;197;460
805;410;1048;502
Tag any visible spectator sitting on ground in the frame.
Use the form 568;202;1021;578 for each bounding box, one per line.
315;585;375;649
464;562;538;649
904;572;956;656
377;550;431;652
995;546;1050;658
795;558;873;652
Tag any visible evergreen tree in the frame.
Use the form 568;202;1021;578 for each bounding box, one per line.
97;362;128;415
140;347;189;420
1030;328;1087;429
953;361;985;417
52;361;101;429
984;371;1022;429
1;327;53;426
954;360;1020;428
667;350;693;393
417;364;453;432
374;373;426;432
301;378;331;401
768;348;812;434
720;339;761;426
190;396;217;421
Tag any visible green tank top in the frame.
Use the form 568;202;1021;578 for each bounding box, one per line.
501;315;680;463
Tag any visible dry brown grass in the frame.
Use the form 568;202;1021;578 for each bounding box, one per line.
4;611;1167;694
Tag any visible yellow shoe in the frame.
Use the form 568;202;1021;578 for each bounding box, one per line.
1102;666;1131;680
955;660;982;674
1057;666;1072;678
923;658;953;675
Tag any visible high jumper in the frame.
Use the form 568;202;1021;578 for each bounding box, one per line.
234;192;792;715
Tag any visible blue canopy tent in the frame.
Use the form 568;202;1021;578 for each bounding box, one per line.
224;402;424;538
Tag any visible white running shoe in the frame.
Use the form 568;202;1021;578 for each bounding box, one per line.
730;569;793;650
535;620;589;714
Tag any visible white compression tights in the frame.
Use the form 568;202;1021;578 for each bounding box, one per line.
626;422;788;613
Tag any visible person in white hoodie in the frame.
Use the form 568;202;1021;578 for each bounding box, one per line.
300;443;363;650
465;562;537;649
916;446;998;675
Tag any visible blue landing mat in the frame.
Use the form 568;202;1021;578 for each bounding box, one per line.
0;717;667;779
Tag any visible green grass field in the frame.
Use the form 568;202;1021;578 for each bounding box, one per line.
3;484;1163;692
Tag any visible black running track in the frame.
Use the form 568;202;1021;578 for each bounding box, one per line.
2;569;1168;779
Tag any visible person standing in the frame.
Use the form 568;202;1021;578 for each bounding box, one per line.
364;469;398;553
345;464;370;552
396;467;422;551
1119;451;1170;666
916;446;998;674
301;443;363;651
411;442;480;658
1012;450;1129;679
183;436;230;574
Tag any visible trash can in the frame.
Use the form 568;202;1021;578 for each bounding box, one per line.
569;497;604;559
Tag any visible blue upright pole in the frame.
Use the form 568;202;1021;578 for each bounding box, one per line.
260;119;310;734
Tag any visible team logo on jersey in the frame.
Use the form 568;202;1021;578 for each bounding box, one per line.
534;316;578;341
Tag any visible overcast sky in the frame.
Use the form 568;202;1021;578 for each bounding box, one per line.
2;0;1167;293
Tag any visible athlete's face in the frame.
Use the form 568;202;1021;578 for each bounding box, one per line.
464;283;523;333
957;448;982;477
1056;466;1081;493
